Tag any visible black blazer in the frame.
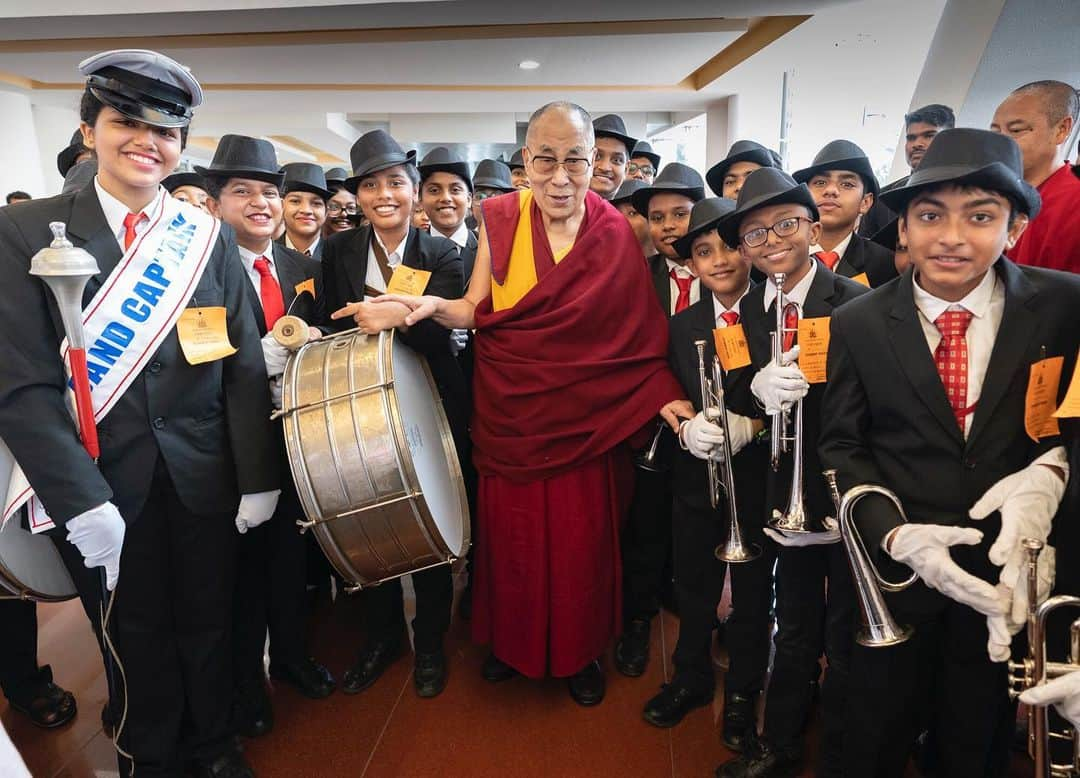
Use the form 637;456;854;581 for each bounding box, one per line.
459;229;478;285
835;232;898;289
320;224;469;453
246;242;324;336
857;174;908;238
667;294;769;525
274;232;323;261
0;187;279;526
820;260;1080;613
733;263;869;526
647;253;673;314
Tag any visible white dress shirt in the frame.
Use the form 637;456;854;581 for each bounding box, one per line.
364;230;408;297
285;233;320;257
713;284;751;327
94;177;164;251
238;242;280;297
809;230;854;261
762;257;819;315
666;258;701;315
912;266;1004;438
432;222;470;249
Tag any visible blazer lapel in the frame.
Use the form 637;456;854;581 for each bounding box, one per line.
887;270;965;446
272;243;304;311
649;255;671;314
344;225;372;299
66;185;123;301
803;262;842;318
837;235;866;277
403;226;422;270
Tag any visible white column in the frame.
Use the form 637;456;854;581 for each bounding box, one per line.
0;91;46;199
33;104;82;197
705;96;736;171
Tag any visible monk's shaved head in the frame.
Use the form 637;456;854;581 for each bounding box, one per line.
526;102;595;148
992;79;1078;185
1009;80;1079;126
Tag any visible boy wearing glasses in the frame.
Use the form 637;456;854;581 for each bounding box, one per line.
323;167;358;236
715;168;867;778
469;159;515;230
628;140;660;185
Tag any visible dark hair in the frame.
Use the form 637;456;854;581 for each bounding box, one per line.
1011;80;1080;126
79;90;190;149
904;104;955;130
5;191;31;204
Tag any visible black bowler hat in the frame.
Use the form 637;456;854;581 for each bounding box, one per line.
593;114;637;154
630;140;660;169
418;147;473;192
611;178;649;206
674;197;738;258
162;171;207;193
78;49;202;129
473;159;514;192
324;167;349;190
282;162;331;200
717;167;820;248
508;147;526;170
793;139;880;197
57;130;89;177
880;128;1040;217
195;135;284;188
631;162;706;215
345;129;417;192
870;217;901;252
706;140;778;197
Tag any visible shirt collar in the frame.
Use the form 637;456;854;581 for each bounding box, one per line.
810;231;854;260
285;233;319;255
665;257;694;277
372;228;409;264
238;241;276;274
912;262;999;324
713;283;751;323
433;222;470;248
93;177;166;244
762;258;818;312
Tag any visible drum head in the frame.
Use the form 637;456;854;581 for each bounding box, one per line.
0;519;77;602
390;338;469;559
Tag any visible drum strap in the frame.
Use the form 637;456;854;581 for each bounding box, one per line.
370;235;394;286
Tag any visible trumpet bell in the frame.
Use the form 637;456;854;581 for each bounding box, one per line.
716;540;761;563
768;505;826;534
856;610;913;647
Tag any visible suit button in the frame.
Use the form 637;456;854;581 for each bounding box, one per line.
965;459;976;470
148;361;162;375
152;417;166;430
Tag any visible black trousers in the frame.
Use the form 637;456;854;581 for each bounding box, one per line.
762;542;855;776
843;594;1013;778
621;465;673;621
362;564;453;654
232;483;309;687
0;599;39;698
61;461;237;777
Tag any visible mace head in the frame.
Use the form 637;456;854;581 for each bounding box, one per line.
29;222;101;280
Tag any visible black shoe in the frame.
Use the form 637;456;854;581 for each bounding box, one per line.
191;745;255;778
269;657;336;699
342;640;403;694
567;660;605;707
414;650;448;698
722;692;757;752
715;738;800;778
614;618;651;677
642;681;711;728
481;652;517;683
231;680;273;738
6;665;77;729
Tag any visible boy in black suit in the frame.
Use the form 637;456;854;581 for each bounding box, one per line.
715;168;868;778
646;197;773;751
821;128;1077;778
324;129;466;699
793;140;897;288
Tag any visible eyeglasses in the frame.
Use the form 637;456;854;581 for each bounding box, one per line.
527;150;591;176
740;216;813;248
627;163;655;177
327;203;358;216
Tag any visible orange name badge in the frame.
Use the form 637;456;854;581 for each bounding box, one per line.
386;265;432;296
1026;356;1064;440
176;307;238;365
797;316;831;384
294;277;315;298
850;272;871;288
1054;349;1080;419
713;324;752;371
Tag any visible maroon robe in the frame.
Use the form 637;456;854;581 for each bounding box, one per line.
1008;162;1080;274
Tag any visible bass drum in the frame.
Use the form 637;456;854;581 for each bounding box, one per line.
0;516;77;602
279;328;469;589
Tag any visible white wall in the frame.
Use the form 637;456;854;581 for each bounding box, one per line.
32;103;82;196
0;91;46;199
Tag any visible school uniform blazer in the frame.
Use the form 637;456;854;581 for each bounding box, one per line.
836;232;898;289
647;253;673;314
856;174;908;238
731;264;869;525
820;259;1080;613
667;294;768;524
460;229;478;284
246;242;324;337
275;233;323;261
319;224;468;450
0;186;279;526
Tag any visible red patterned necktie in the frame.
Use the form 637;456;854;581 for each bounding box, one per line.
933;310;975;431
815;251;840;271
720;311;740;327
782;301;799;351
670;269;694;313
122;212;146;251
253;256;286;330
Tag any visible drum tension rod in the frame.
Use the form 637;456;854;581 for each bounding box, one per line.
270;380;394;420
295;490;424;531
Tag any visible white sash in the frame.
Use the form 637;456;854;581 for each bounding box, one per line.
1;193;220;532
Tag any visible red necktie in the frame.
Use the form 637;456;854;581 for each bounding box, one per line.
122;212;145;251
720;311;740;327
670;269;694;314
815;251;840;271
253;256;286;330
782;301;799;351
933;310;975;431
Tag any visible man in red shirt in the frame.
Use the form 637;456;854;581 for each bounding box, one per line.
992;79;1080;273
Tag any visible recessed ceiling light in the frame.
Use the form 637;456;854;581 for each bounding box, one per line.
519;60;540;71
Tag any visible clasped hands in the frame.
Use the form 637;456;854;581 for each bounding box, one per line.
331;298;414;334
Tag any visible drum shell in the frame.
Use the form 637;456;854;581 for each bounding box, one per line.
0;517;77;602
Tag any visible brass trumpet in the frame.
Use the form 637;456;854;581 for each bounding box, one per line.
831;476;917;647
695;340;760;564
1007;538;1080;777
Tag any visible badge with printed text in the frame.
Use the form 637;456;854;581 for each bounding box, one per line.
1053;349;1080;419
176;307;237;365
797;316;831;384
713;325;752;371
1026;356;1063;440
386;266;432;296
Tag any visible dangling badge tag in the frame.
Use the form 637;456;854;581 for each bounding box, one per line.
176;307;237;365
1025;355;1063;440
713;325;752;371
1054;349;1080;419
797;316;831;384
386;265;432;296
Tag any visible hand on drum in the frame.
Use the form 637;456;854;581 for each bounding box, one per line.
373;294;443;327
331;300;412;334
659;399;694;433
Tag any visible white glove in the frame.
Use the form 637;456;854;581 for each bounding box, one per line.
986;544;1056;662
65;502;126;590
765;516;842;546
750;345;808;414
261;332;290;377
234;490;281;534
269;376;283;411
680;412;725;460
449;328;470;356
1020;669;1080;730
886;524;1005;617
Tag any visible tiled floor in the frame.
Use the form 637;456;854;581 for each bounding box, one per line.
4;577;1034;778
